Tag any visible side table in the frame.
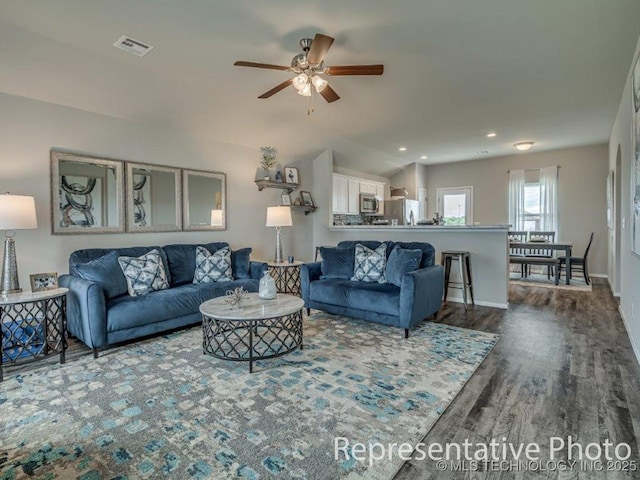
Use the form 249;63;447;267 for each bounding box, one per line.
0;288;68;381
268;261;303;295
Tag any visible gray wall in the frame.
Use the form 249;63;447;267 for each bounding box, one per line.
421;144;609;275
609;34;640;362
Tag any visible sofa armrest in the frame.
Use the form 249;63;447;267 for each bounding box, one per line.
399;265;444;328
250;261;269;280
59;274;108;349
301;262;322;306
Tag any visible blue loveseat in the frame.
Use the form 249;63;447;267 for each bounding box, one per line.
59;243;267;357
301;241;444;337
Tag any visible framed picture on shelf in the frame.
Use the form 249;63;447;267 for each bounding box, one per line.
281;192;291;206
284;167;299;184
30;272;59;292
300;191;314;207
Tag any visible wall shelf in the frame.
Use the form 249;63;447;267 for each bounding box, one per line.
291;205;317;216
255;179;299;194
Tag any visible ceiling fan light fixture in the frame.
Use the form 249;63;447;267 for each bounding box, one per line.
292;73;308;91
311;74;328;93
298;82;312;97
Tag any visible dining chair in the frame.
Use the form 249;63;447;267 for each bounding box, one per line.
526;231;556;278
508;231;527;276
558;232;594;285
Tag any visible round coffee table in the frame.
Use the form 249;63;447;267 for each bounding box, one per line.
200;293;304;373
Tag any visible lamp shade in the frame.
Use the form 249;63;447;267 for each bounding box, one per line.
266;206;292;227
210;209;223;226
0;194;37;230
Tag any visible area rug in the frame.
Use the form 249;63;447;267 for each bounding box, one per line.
0;313;499;480
509;272;592;291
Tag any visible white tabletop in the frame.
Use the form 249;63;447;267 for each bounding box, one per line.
200;293;304;321
268;261;304;267
0;287;69;306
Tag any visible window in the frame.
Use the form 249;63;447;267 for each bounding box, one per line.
523;182;541;231
508;166;558;232
436;186;473;225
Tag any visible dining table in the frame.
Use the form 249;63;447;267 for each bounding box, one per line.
509;241;573;285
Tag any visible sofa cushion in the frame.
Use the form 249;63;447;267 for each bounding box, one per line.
232;248;252;279
385;246;422;287
320;246;355;279
352;243;387;283
118;249;170;297
107;284;201;332
193;246;233;284
309;279;400;316
75;250;128;299
164;243;229;286
394;242;436;268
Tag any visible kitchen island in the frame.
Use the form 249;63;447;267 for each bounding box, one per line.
315;224;510;308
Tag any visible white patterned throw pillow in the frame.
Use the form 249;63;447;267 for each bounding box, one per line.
118;249;170;297
193;246;233;284
352;243;387;283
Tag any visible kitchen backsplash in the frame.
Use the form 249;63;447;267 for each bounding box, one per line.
333;214;381;225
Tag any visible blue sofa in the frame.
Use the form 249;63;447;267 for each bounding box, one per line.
59;243;267;357
301;241;444;337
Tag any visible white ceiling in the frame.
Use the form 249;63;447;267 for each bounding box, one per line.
1;0;639;176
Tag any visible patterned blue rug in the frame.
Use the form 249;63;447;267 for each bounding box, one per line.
0;313;498;479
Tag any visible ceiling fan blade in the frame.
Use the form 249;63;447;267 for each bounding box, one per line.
307;34;335;65
320;84;340;103
325;65;384;76
258;79;293;99
234;61;291;71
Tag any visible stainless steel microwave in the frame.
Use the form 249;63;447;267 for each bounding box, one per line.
360;193;380;214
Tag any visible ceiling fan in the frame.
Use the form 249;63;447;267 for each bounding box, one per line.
234;33;383;110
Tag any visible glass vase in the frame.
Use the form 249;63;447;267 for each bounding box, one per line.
259;270;277;300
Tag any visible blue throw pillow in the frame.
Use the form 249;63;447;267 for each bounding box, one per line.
385;246;423;287
193;246;233;284
232;248;252;279
320;246;355;279
352;243;387;283
118;249;170;297
75;250;128;299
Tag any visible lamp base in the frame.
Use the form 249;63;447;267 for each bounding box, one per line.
274;226;284;263
1;236;21;295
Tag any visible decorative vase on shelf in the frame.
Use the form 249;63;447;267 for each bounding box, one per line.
259;270;277;299
275;170;283;183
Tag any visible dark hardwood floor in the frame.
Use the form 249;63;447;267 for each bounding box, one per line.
395;278;640;479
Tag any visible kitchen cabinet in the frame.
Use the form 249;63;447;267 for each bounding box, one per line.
360;182;377;194
376;183;385;215
332;175;348;214
347;179;360;214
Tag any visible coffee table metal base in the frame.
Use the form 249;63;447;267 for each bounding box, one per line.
202;310;303;373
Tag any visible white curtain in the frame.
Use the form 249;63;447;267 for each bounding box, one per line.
539;166;558;233
508;169;525;230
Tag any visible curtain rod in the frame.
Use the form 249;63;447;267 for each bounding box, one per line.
506;166;561;173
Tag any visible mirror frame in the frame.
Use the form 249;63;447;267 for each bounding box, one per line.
50;150;125;235
182;169;227;231
125;162;182;233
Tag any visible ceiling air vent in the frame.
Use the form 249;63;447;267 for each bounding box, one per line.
113;35;154;57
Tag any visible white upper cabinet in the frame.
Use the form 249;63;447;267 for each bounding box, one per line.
359;182;377;194
332;173;386;215
347;179;360;214
332;175;349;214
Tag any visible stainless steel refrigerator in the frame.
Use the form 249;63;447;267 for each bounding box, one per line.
384;199;420;225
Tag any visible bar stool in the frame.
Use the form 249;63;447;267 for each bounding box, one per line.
440;250;474;310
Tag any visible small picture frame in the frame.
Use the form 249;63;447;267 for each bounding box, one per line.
300;191;314;207
30;272;59;292
281;192;291;206
284;167;299;184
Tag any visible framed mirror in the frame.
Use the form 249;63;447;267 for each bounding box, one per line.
182;169;226;231
125;163;182;232
51;150;125;234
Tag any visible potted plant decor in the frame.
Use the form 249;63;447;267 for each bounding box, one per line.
260;146;278;180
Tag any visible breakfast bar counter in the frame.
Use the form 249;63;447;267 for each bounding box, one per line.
315;224;510;308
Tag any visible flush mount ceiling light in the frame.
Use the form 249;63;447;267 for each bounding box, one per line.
420;155;428;159
514;142;535;151
476;150;489;155
487;132;497;138
398;147;407;152
234;33;384;115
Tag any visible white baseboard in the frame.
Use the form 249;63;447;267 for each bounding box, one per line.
614;292;621;298
589;273;608;278
444;295;508;310
619;306;640;367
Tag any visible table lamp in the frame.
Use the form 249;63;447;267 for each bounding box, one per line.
0;193;38;294
210;209;224;227
266;206;292;263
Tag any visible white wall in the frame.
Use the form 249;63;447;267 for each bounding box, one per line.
421;145;610;275
609;34;640;362
0;92;314;289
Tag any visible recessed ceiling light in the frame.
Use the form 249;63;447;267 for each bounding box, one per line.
487;132;497;138
398;147;407;152
420;155;428;159
514;142;534;151
476;150;489;155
